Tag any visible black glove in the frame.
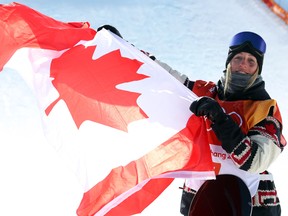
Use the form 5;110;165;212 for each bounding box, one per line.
97;24;123;38
190;96;227;123
191;96;246;153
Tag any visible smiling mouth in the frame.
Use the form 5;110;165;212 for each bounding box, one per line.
233;71;248;74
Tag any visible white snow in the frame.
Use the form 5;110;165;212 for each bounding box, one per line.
1;0;287;215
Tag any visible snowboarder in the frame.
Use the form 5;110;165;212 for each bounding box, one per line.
155;31;286;216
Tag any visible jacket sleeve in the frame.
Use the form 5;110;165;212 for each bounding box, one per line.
154;59;188;84
212;115;283;173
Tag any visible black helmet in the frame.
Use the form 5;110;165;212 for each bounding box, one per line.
226;31;266;74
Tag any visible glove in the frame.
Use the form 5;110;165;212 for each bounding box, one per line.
191;96;246;153
190;96;227;123
97;24;123;38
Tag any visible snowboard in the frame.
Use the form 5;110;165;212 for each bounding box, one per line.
188;174;252;216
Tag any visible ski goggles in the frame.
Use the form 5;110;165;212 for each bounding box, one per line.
229;31;266;55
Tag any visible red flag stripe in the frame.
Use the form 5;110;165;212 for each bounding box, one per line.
77;116;214;215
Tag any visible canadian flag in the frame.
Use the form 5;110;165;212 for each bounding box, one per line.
0;3;214;215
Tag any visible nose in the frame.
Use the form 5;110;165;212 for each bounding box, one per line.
238;58;247;69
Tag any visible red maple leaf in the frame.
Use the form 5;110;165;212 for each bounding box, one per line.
46;45;149;132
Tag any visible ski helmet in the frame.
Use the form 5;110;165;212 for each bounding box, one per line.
226;31;266;74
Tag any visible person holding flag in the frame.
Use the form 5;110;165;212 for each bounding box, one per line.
4;3;285;214
155;31;286;216
97;26;286;215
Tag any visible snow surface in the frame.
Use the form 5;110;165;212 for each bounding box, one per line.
0;0;287;215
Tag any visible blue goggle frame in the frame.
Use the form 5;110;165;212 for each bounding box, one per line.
229;31;266;55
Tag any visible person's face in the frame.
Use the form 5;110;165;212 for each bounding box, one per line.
230;52;258;75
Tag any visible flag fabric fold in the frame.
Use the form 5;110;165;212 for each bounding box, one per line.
0;2;215;215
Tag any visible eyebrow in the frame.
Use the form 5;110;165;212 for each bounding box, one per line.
235;52;256;58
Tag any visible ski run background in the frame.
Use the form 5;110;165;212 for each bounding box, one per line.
1;0;287;215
